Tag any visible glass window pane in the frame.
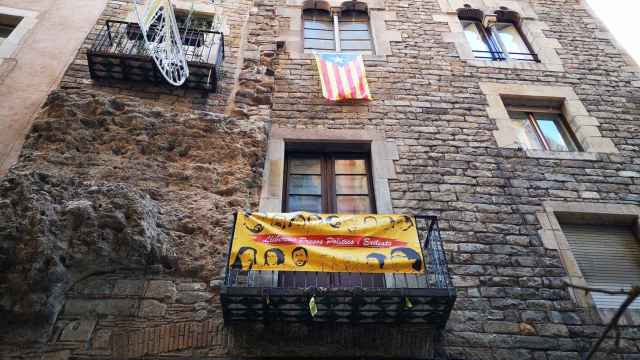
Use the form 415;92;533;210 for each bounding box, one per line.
304;38;336;50
536;115;577;152
304;28;335;40
336;196;371;213
289;158;321;174
340;40;372;50
493;22;534;61
462;20;491;57
508;111;543;150
338;22;369;31
288;175;321;195
336;175;369;195
335;159;367;174
338;30;371;40
304;20;334;31
288;195;322;213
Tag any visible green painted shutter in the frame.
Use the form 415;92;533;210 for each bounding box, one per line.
561;224;640;310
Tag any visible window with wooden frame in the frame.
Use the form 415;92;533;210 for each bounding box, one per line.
505;100;581;152
302;1;373;54
284;148;376;214
458;8;537;62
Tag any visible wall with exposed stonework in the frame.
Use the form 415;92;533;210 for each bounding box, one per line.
1;0;640;359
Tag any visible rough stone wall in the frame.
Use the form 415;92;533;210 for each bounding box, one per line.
1;0;640;359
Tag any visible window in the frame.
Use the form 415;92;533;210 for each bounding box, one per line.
506;105;580;152
560;223;640;310
459;14;537;61
302;2;372;54
0;14;22;46
284;151;375;213
303;9;335;52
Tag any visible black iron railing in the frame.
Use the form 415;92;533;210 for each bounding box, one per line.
221;215;456;325
87;20;224;92
472;49;539;62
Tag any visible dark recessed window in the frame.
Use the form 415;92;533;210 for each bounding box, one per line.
507;108;580;152
0;14;22;45
460;17;537;61
284;148;375;213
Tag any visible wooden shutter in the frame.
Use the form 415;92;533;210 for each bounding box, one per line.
561;224;640;310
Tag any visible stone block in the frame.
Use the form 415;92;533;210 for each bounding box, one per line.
138;300;167;318
176;291;213;304
59;319;97;342
113;280;145;296
144;281;177;303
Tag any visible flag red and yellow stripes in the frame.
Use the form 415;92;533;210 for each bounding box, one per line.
314;53;371;101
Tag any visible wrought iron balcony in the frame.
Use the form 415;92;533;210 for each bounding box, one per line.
220;215;456;327
87;20;224;92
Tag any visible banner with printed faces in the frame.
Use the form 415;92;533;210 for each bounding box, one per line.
229;212;424;273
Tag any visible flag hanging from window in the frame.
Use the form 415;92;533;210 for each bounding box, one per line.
314;53;371;101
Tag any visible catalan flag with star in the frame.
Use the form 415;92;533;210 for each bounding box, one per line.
314;52;372;101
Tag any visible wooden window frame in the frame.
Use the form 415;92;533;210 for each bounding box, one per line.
459;17;537;62
302;8;372;54
283;151;377;213
508;107;583;152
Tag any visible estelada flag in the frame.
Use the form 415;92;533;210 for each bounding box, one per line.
314;52;372;101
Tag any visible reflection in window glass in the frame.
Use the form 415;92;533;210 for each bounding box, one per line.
288;195;322;212
336;195;371;213
335;175;368;194
288;175;322;195
303;9;335;52
285;152;374;213
537;115;576;152
493;22;534;61
507;110;579;152
509;111;543;150
335;159;367;174
462;20;491;55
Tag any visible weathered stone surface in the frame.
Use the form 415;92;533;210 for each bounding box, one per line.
138;300;167;318
176;291;213;304
144;281;177;303
59;320;96;342
112;280;145;297
63;299;137;317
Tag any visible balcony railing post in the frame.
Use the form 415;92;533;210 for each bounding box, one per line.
224;212;238;286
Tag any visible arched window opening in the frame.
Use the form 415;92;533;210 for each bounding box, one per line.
457;7;537;62
303;8;335;52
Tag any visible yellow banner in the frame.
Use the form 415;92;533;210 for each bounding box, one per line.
229;212;424;273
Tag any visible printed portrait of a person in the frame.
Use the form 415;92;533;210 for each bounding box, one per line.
264;248;285;266
366;253;386;270
291;246;309;267
390;247;422;272
231;246;257;271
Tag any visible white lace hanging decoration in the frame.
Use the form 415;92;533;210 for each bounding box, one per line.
134;0;189;86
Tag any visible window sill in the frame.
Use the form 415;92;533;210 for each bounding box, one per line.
466;58;563;72
296;52;386;61
525;150;599;161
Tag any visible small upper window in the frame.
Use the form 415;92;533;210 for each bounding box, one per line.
302;1;372;54
0;14;22;46
458;9;537;62
303;8;335;52
505;101;581;152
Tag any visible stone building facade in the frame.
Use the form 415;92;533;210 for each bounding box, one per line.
1;0;639;359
